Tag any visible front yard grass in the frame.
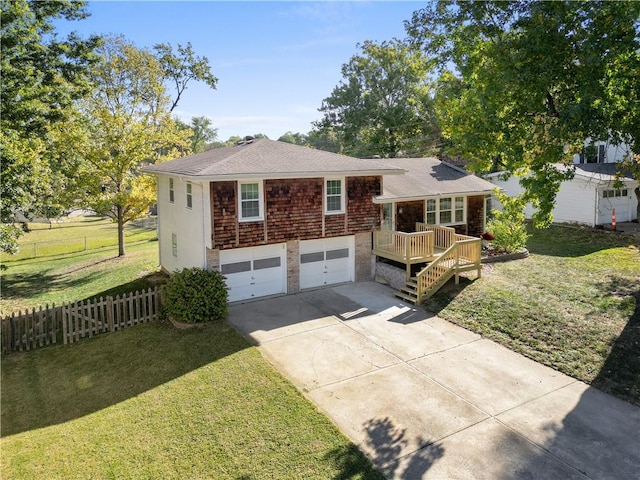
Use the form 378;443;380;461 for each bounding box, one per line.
1;321;382;479
427;224;640;405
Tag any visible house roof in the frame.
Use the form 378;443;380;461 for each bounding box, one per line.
485;162;636;185
376;157;496;202
571;162;635;182
142;138;404;180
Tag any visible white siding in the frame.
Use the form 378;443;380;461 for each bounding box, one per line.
488;175;596;226
572;141;632;164
157;176;206;272
488;174;637;226
551;178;597;225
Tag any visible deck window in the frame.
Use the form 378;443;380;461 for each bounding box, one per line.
169;178;174;203
239;181;264;221
425;197;466;226
439;198;452;224
426;199;436;224
455;197;464;222
186;182;193;209
325;178;344;214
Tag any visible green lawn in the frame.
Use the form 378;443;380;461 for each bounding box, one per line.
1;321;381;479
427;224;640;405
1;216;157;262
1;218;163;315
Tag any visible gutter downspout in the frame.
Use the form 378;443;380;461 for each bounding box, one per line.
594;185;599;228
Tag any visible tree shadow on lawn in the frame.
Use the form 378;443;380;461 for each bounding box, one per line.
591;276;640;406
1;320;249;437
1;269;107;306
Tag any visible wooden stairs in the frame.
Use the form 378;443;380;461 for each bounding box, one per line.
395;262;457;305
394;243;481;306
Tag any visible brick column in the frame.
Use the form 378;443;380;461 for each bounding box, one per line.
287;240;300;294
354;231;374;282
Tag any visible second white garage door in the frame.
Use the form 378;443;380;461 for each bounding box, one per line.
220;243;286;302
300;236;355;290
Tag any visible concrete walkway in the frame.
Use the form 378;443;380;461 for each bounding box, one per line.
227;282;640;479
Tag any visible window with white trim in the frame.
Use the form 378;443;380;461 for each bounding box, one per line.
239;181;264;221
439;198;452;224
171;233;178;257
169;178;174;203
325;178;344;214
426;199;436;224
425;197;466;226
186;182;193;209
455;196;465;222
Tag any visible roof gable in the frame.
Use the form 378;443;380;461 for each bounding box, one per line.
142;139;403;179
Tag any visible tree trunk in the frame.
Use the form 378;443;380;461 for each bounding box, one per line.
635;187;640;223
117;205;126;257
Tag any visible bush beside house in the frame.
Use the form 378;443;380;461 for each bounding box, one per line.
162;268;228;324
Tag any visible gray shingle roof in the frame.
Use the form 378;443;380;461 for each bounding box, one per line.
573;162;635;181
377;158;496;201
142;139;404;179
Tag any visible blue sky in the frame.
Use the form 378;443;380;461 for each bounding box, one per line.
55;1;425;141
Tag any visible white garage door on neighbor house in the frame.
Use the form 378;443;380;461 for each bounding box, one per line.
299;236;355;290
598;188;633;224
220;243;287;302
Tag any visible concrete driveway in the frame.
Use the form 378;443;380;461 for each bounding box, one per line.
227;282;640;479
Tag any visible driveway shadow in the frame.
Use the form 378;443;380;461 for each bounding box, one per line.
325;416;444;479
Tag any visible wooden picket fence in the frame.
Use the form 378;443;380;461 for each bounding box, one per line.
1;287;161;354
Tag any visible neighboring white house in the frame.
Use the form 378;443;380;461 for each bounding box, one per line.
487;163;638;226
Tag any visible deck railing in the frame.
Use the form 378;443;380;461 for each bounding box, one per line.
415;223;457;249
414;237;482;303
372;230;436;264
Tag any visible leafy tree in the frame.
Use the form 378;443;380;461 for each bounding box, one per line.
615;154;640;222
0;0;99;253
406;0;640;226
278;131;309;145
188;116;218;153
78;37;195;257
153;42;218;113
315;39;439;158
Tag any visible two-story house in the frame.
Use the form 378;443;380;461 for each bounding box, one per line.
144;138;495;302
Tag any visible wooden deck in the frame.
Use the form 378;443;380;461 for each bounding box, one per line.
373;224;482;304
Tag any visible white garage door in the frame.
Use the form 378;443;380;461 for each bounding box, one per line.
220;243;286;302
300;236;354;290
598;191;631;224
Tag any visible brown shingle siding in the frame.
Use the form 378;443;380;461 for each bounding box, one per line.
325;213;346;236
211;176;383;249
211;181;237;249
238;221;265;246
265;179;323;241
347;176;381;233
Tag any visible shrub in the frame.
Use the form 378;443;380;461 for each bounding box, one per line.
486;217;528;253
161;268;228;323
487;191;530;253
